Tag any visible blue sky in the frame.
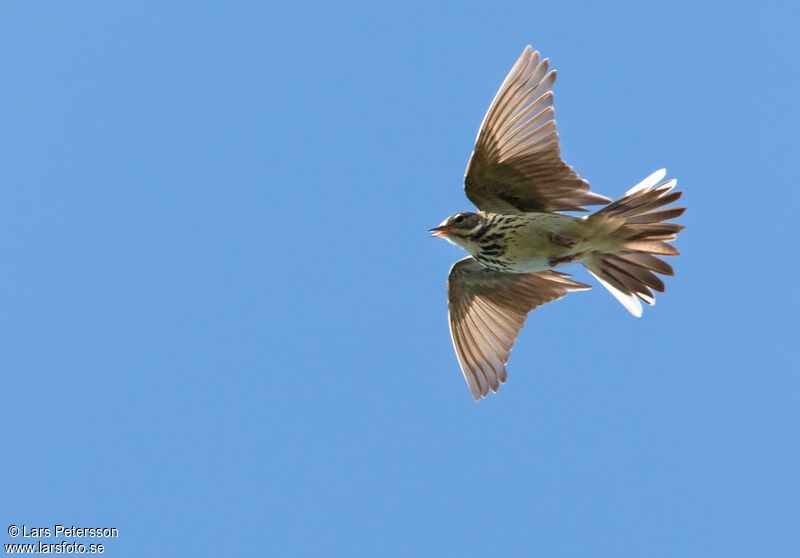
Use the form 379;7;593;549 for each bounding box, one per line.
2;1;798;556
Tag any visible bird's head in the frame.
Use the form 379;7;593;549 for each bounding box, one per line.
430;213;485;247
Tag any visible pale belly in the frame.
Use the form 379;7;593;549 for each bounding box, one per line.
500;254;558;273
471;213;590;273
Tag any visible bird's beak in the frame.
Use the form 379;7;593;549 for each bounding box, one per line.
429;225;451;237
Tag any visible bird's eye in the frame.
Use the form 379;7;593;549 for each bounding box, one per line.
455;215;465;224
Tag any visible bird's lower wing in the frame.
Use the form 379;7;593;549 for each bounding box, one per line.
447;257;590;400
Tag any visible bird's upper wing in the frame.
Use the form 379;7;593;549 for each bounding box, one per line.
464;46;610;213
447;257;590;400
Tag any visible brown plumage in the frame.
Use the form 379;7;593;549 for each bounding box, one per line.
433;46;685;400
464;48;610;213
448;258;590;400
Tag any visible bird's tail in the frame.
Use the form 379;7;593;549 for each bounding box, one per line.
583;169;685;317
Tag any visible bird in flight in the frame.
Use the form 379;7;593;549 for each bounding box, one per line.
431;46;685;400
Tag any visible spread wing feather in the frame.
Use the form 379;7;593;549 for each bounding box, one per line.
464;46;610;213
447;257;590;400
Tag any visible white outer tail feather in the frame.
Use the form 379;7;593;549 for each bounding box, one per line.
626;168;666;196
587;269;644;317
586;169;684;317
